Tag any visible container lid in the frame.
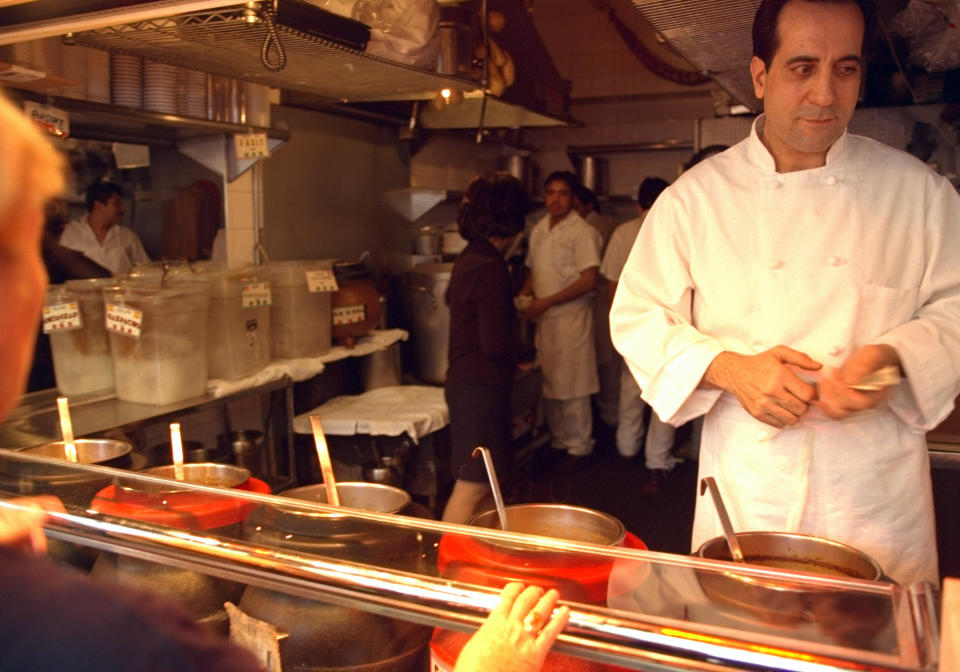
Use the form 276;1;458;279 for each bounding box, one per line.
44;284;70;305
179;265;267;298
104;280;211;314
63;277;120;296
267;259;334;286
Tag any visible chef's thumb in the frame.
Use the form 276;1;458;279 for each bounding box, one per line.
771;345;822;371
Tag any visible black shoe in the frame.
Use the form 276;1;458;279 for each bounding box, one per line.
641;468;670;494
554;452;598;474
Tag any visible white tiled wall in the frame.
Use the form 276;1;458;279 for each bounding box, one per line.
224;167;259;265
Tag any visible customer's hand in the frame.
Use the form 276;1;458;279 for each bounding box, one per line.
454;583;570;672
0;496;64;555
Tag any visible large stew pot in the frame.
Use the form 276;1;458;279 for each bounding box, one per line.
239;482;431;672
696;531;892;646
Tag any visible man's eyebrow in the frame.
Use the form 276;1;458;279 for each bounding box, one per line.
785;54;862;65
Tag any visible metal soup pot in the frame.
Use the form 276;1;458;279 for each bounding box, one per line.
696;531;886;629
467;504;626;548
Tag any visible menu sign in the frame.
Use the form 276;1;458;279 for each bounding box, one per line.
42;302;82;333
105;303;143;338
23;101;69;138
305;269;338;292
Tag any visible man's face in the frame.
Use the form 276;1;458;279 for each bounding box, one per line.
98;193;125;226
544;180;573;219
750;0;864;171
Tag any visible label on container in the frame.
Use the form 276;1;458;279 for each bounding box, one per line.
234;132;270;159
42;302;82;333
225;602;283;672
305;269;338;292
332;304;366;326
241;281;272;307
105;303;143;339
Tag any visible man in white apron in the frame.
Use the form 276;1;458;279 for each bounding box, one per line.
521;171;602;467
610;0;960;586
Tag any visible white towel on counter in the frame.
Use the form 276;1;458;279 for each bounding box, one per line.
293;385;448;443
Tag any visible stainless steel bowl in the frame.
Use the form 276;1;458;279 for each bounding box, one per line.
468;504;626;546
2;438;132;477
124;463;251;493
278;482;411;516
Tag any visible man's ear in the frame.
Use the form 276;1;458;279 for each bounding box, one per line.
750;56;767;100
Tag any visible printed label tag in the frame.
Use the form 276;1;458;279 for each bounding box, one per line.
332;304;366;326
23;101;69;138
42;302;82;333
305;269;338;292
105;303;143;339
234;133;270;159
241;281;272;307
225;602;283;672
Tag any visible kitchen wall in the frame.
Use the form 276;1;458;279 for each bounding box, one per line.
260;105;413;266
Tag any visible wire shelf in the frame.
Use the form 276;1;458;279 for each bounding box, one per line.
71;7;475;102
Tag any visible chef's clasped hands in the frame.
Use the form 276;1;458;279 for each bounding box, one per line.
705;344;902;428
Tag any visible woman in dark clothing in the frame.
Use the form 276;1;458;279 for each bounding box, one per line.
442;175;528;523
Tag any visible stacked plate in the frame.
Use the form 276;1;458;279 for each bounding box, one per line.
182;69;207;119
110;54;142;108
143;61;178;114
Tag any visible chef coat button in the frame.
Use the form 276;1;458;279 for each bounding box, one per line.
769;260;785;270
826;256;847;266
767;180;781;190
829;346;846;357
826;175;838;186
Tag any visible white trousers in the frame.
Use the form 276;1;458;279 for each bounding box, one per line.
617;367;677;469
543;396;594;456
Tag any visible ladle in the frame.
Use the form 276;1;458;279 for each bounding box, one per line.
472;446;509;531
310;415;340;507
699;477;744;563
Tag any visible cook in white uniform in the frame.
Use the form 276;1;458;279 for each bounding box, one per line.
59;181;150;276
600;177;677;482
521;171;602;462
610;0;960;586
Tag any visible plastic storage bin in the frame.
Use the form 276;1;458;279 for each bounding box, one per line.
267;260;333;359
198;265;272;380
103;281;211;405
44;279;117;396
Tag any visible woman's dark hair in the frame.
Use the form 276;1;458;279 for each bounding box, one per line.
753;0;874;68
457;174;529;242
637;177;669;210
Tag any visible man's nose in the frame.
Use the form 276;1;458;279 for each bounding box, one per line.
807;71;836;108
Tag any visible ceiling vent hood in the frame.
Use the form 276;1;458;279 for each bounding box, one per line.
631;0;761;113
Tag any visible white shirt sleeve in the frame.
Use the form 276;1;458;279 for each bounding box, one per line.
609;196;725;426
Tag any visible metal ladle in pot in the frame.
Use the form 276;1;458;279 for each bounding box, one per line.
700;477;744;563
472;446;509;531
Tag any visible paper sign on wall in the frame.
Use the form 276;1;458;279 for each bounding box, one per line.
42;302;82;333
306;269;338;292
105;303;143;338
242;281;272;307
234;133;269;159
23;100;69;138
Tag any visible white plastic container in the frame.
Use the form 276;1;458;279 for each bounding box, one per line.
104;282;211;405
44;279;117;396
198;265;272;381
267;260;333;359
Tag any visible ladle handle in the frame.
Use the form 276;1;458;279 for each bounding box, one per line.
472;446;509;531
700;477;745;563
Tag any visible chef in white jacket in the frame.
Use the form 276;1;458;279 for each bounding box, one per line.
610;0;960;586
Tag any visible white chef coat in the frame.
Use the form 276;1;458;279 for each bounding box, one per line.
600;214;645;283
610;116;960;586
59;218;150;276
526;210;602;399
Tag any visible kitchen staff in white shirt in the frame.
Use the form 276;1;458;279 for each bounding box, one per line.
520;171;602;465
610;0;960;585
600;177;676;486
59;181;150;276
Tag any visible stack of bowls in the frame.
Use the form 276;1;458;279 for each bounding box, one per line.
109;54;142;108
143;61;178;114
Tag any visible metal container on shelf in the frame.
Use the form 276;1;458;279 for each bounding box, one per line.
406;263;453;384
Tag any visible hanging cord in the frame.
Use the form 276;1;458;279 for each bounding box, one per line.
258;3;287;72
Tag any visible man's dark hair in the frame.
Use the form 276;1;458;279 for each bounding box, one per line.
572;184;598;210
752;0;874;68
543;170;578;192
684;144;729;172
85;181;123;212
637;178;669;210
457;174;529;242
